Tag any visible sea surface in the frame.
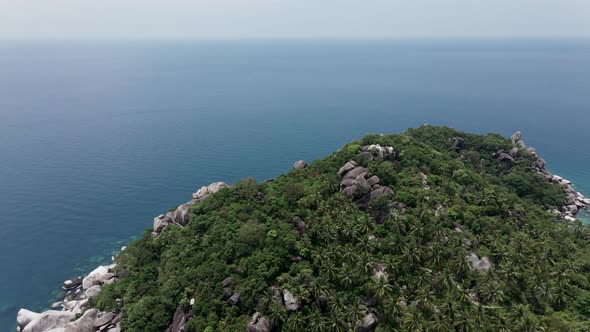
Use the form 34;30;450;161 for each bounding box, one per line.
0;39;589;330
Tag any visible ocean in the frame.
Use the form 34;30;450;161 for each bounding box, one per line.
0;39;589;330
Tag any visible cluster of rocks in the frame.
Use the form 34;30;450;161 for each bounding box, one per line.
509;131;589;222
358;144;395;161
17;248;125;332
337;160;394;205
247;287;301;332
153;181;230;235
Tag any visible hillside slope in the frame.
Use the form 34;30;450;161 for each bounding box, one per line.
84;126;590;331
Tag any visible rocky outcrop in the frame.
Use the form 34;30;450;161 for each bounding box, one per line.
293;160;307;169
510;131;589;222
17;246;125;332
338;161;394;205
82;265;115;290
17;309;41;332
291;216;306;235
466;252;493;274
228;292;241;305
84;285;102;299
510;131;522;145
64;309;99;332
496;152;515;169
192;182;229;200
152;181;231;236
450;137;465;152
359;144;395;160
165;304;195;332
247;312;271;332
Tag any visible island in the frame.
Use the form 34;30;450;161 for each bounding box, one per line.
16;126;590;332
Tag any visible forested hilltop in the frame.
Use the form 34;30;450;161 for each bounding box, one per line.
90;126;590;331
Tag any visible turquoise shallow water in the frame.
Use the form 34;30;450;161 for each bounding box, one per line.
0;39;589;330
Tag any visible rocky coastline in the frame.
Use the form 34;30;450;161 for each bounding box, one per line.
505;131;590;222
14;132;589;332
15;181;231;332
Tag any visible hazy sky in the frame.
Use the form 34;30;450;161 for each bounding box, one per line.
1;0;590;39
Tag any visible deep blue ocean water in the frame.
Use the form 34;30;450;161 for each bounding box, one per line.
0;39;589;330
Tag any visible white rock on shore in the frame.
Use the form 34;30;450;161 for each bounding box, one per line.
192;181;229;200
21;310;75;332
82;265;113;290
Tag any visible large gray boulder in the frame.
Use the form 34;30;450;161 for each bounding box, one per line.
165;305;192;332
497;153;515;169
355;174;372;195
172;201;195;225
22;311;76;332
358;313;378;332
361;144;395;160
82;265;111;290
450;137;465;152
466;252;493;274
64;309;99;332
62;299;88;315
342;166;369;181
228;292;241;305
534;158;546;170
17;309;41;331
338;161;357;177
283;289;300;311
84;285;102;299
510;131;522;144
153;214;176;233
94;312;116;328
292;216;306;235
293;160;307;169
247;313;271;332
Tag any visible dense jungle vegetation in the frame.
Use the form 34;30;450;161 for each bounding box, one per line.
90;126;590;331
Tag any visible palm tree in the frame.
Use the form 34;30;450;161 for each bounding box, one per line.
402;307;424;331
338;263;355;289
322;260;338;281
284;312;304;332
307;312;325;332
267;303;287;329
325;310;348;332
454;309;474;332
370;275;393;300
473;304;491;330
347;298;366;328
415;287;436;314
429;314;450;332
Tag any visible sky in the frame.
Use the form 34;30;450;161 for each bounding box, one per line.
1;0;590;40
